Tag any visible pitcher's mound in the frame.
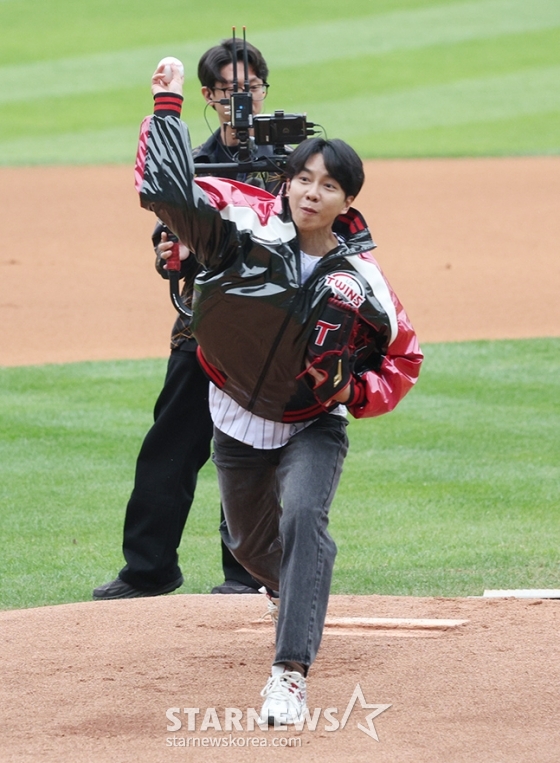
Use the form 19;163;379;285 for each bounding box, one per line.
1;593;559;762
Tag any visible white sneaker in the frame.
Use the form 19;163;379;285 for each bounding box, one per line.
259;666;307;726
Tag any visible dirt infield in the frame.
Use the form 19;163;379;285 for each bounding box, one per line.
1;157;559;366
1;159;559;762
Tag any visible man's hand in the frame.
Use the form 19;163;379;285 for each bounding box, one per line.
151;60;184;97
305;362;352;403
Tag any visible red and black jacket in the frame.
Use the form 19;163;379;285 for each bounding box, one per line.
135;99;423;422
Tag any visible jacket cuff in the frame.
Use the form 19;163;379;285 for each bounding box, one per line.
347;378;366;408
153;92;183;117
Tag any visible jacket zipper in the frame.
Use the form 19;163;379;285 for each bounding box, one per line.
246;241;301;412
245;245;347;413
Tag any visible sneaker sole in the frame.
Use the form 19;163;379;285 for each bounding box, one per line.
264;713;305;726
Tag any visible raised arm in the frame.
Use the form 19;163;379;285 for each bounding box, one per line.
134;61;235;270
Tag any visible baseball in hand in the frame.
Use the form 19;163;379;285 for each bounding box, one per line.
158;56;185;84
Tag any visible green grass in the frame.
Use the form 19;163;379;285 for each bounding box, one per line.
1;339;559;609
1;0;559;163
331;339;560;595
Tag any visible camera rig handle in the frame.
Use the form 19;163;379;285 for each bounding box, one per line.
163;234;193;319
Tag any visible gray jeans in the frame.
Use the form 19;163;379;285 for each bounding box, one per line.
212;414;349;670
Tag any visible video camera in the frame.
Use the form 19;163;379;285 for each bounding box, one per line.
193;26;319;175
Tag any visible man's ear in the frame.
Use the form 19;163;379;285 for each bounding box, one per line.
201;86;214;105
341;195;355;215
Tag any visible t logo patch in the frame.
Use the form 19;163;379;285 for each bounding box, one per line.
314;320;342;346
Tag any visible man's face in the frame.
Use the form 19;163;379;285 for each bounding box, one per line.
287;153;353;235
202;62;267;125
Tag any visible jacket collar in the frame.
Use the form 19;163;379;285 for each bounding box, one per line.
277;200;377;255
331;207;377;256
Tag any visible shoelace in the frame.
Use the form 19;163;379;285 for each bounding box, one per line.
260;671;306;700
259;594;279;627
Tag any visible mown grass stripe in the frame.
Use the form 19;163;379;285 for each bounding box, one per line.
0;120;204;165
306;65;560;137
255;0;560;66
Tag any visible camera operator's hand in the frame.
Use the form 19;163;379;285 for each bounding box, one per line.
151;62;184;97
156;231;190;270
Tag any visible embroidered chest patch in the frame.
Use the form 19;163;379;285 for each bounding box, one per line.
324;271;366;308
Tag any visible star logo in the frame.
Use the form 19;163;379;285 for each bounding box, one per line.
339;683;391;741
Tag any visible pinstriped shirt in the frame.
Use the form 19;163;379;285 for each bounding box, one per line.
209;250;347;449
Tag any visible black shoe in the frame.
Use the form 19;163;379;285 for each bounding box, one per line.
211;580;261;594
92;575;184;600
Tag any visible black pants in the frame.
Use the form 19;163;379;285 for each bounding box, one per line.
119;349;258;591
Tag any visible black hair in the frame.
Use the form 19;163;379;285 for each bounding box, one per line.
197;38;269;89
285;138;364;199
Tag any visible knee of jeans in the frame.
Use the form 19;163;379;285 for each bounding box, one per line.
280;503;330;534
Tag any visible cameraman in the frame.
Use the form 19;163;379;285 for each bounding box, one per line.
94;38;280;600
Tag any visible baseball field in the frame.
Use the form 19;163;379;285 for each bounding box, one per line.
1;1;560;761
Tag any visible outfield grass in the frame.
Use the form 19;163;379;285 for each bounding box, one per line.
1;339;558;610
1;0;559;163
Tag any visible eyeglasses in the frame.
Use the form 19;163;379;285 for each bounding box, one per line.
212;83;269;100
